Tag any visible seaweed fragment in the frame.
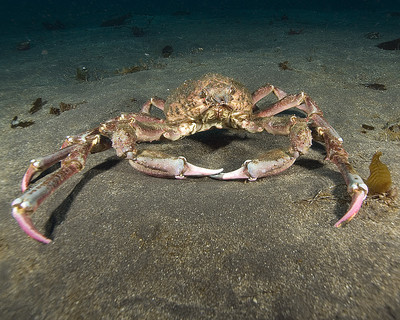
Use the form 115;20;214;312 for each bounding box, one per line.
278;61;292;70
376;38;400;50
116;64;149;75
362;83;386;91
101;13;132;27
288;29;303;35
11;116;34;128
132;26;145;37
162;45;174;58
16;41;31;51
76;67;89;81
365;32;380;39
366;152;392;195
49;106;61;115
42;20;65;31
49;101;87;116
29;98;46;114
361;124;375;130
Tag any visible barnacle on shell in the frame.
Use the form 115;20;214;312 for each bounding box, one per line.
366;151;392;195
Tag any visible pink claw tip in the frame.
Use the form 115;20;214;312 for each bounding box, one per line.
12;208;52;244
21;175;30;193
184;163;223;177
334;190;367;228
21;166;36;192
211;166;250;180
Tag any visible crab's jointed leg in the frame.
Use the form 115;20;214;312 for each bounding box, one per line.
310;112;368;227
259;92;368;225
218;91;368;226
129;150;223;179
141;97;166;114
12;129;110;243
12;112;222;243
301;97;368;226
21;145;76;192
213;116;312;180
252;84;287;104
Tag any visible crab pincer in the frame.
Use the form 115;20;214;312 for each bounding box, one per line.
334;175;368;227
12;201;52;244
212;150;297;181
129;150;223;179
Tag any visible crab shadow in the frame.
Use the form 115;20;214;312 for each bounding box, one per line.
43;157;121;240
188;129;248;150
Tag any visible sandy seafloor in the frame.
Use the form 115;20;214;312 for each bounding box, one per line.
0;7;400;320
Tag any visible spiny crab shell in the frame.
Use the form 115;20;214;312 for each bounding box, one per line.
165;73;253;127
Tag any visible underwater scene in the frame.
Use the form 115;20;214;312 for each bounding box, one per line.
1;0;399;318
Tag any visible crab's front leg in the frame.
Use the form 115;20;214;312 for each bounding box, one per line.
126;114;223;178
213;116;312;180
12;129;110;243
129;150;223;179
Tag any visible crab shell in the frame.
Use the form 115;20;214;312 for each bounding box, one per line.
165;74;253;127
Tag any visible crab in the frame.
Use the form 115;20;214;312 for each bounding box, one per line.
12;73;368;243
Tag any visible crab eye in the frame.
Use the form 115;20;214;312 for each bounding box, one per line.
229;87;236;94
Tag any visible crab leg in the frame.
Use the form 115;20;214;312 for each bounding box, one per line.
253;91;368;226
12;158;84;243
212;149;297;180
12;133;105;243
21;145;75;192
213;118;312;180
334;182;367;227
129;150;223;179
141;97;166;113
310;112;368;227
252;84;287;104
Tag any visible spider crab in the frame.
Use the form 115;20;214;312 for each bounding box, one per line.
12;73;368;243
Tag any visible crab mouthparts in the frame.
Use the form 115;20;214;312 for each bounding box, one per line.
207;104;233;121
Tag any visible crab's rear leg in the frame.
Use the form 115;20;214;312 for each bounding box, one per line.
284;94;368;226
310;113;368;227
12;130;110;243
213;116;312;180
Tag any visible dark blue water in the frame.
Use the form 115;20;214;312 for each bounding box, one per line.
1;0;400;34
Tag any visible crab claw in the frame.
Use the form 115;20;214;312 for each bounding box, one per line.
183;161;223;178
334;188;367;227
129;150;223;179
21;145;75;192
11;198;51;244
21;162;40;192
212;150;296;181
212;160;254;180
